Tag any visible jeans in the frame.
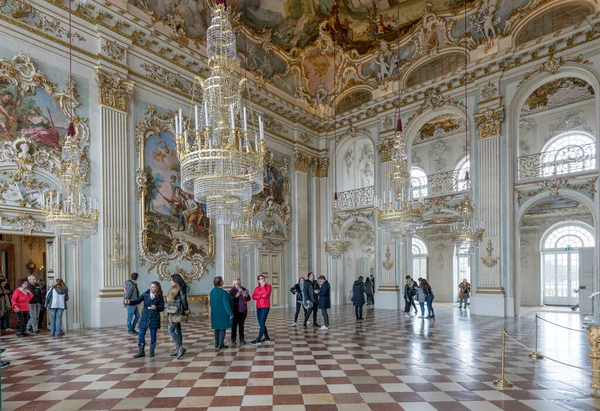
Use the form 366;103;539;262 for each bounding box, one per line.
49;308;64;335
321;308;329;327
231;311;247;341
304;305;318;325
27;303;41;332
139;328;157;344
294;302;306;323
214;329;226;347
0;312;9;329
459;292;469;307
354;305;363;319
127;305;140;333
426;293;435;317
256;308;270;341
38;307;46;330
16;311;30;334
404;297;417;313
168;321;183;348
419;302;425;316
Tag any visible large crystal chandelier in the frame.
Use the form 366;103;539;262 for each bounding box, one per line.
325;215;350;260
42;0;99;244
450;0;484;254
375;121;425;242
175;0;265;225
231;205;263;249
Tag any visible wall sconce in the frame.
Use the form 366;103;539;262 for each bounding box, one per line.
108;232;128;266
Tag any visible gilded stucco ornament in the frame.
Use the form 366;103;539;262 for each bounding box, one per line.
95;68;134;112
101;39;126;62
313;156;329;178
382;247;394;271
481;240;499;268
135;107;215;282
475;107;504;139
518;51;592;87
406;88;467;128
294;149;314;174
376;138;394;163
515;177;598;205
0;213;45;235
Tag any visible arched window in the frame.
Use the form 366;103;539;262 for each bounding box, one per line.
515;4;592;46
405;53;465;88
455;156;470;191
410;168;428;199
412;237;428;280
542;223;595;306
541;132;596;176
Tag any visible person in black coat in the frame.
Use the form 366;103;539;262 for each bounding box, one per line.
290;277;306;327
351;276;366;320
126;281;165;358
317;275;331;330
303;272;319;327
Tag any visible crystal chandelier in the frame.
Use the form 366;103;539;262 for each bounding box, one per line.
450;0;484;254
325;215;350;260
175;0;265;225
375;121;425;243
231;205;263;249
43;0;99;244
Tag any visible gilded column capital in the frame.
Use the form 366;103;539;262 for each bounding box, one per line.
314;156;329;178
475;107;504;139
294;149;314;174
376;137;394;163
95;68;134;112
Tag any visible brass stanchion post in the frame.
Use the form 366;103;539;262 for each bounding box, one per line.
587;325;600;390
493;328;514;389
528;315;544;360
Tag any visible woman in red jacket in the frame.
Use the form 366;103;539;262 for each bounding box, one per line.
11;278;33;337
250;275;272;345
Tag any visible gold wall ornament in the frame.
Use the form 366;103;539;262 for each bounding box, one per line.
108;232;128;266
475;107;504;139
518;52;592;87
23;235;37;252
587;326;600;390
313;156;329;178
383;246;394;271
376;137;394;163
95;68;134;112
101;39;126;62
135;107;214;281
294;149;314;174
515;177;597;206
481;240;499;268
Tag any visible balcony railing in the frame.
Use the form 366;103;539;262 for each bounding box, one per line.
337;186;374;210
518;143;596;180
411;169;468;198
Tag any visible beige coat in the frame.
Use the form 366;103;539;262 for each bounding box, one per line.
458;282;471;298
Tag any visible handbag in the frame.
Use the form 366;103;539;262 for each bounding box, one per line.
165;304;178;315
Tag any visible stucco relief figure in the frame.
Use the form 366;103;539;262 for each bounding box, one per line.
373;50;398;83
471;0;501;40
0;90;22;138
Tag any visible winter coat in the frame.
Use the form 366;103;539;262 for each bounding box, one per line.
166;285;189;317
365;281;374;295
252;284;272;309
27;283;43;305
403;283;412;300
128;290;164;330
45;286;69;309
318;280;331;309
0;288;11;317
210;287;233;330
351;280;366;306
303;280;315;305
291;283;304;302
229;286;251;313
458;282;471;298
11;288;33;312
123;280;139;304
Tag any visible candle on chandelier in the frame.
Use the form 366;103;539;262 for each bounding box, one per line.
194;104;199;131
174;117;178;136
204;101;209;126
229;105;235;130
258;116;264;140
178;109;183;134
184;130;188;150
243;107;247;132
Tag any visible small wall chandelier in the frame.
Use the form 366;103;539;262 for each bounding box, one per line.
325;215;350;260
231;205;263;249
43;0;99;244
175;0;265;225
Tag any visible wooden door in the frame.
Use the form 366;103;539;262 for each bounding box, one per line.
259;251;281;307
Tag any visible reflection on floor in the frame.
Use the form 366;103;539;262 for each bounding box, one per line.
1;304;598;411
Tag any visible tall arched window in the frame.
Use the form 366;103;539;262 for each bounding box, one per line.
411;168;428;199
541;132;596;177
455;156;470;191
454;243;471;290
542;223;595;306
412;237;428;280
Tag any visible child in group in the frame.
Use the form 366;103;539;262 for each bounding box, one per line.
11;278;33;337
125;281;164;358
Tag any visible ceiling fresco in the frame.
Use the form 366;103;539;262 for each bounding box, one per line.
525;197;584;216
415;113;464;143
521;77;595;116
129;0;574;114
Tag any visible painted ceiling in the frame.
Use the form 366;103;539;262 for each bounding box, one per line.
129;0;570;114
521;78;595;115
415;113;464;143
525;197;585;216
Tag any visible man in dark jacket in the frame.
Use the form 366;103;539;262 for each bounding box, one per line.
403;275;418;315
124;273;140;336
26;275;42;333
352;277;366;320
303;272;319;328
229;277;251;345
317;275;331;331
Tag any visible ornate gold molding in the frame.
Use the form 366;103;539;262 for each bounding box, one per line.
376;137;394;163
294;150;314;174
95;68;134;112
383;246;393;271
475;107;504;139
518;51;592;87
481;240;499;268
515;177;598;205
313;156;329;178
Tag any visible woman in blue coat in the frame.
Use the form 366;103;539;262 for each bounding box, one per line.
210;276;233;350
126;281;164;358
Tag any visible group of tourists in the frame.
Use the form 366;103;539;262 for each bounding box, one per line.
290;272;332;330
403;275;435;319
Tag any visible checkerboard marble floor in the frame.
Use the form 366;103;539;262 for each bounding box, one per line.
1;303;598;411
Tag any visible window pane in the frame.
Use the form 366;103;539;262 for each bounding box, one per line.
543;225;595;250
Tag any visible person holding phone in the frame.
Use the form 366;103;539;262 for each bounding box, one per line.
229;277;251;345
125;281;165;358
251;275;272;345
